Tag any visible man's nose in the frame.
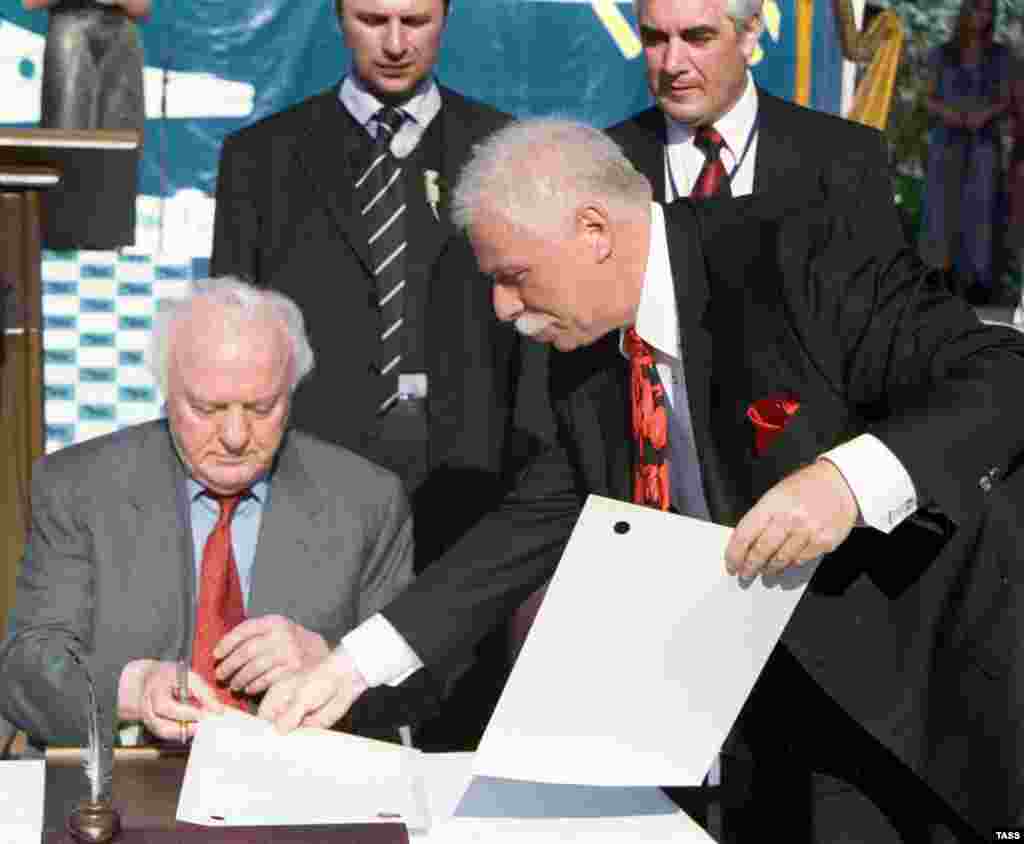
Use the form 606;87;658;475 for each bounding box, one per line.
662;37;690;76
383;21;407;56
219;406;251;452
492;284;522;322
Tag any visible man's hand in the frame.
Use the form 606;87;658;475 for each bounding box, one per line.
117;659;224;741
213;614;329;696
725;460;858;578
257;648;369;735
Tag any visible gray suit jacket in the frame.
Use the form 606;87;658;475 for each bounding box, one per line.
0;420;416;746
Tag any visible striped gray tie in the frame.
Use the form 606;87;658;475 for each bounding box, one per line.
357;106;407;415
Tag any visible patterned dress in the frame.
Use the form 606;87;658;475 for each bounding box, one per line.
919;42;1011;293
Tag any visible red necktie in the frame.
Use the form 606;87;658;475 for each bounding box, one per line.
192;493;248;710
691;126;731;199
509;332;672;662
625;327;671;511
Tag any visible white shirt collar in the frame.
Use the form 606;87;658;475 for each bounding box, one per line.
339;73;442;135
664;71;759;161
620;202;680;361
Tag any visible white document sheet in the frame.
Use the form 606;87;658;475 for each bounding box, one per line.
472;494;817;787
422;814;712;843
176;710;429;830
411;754;711;843
0;759;45;844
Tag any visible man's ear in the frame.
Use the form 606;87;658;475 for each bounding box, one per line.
576;204;613;263
738;13;763;63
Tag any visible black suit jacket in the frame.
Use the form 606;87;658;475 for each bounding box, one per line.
210;83;520;565
383;197;1024;831
606;89;906;254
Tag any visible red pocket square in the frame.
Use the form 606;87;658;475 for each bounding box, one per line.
747;395;801;456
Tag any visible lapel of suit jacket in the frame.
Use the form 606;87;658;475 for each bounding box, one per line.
752;89;807;197
623;107;669;204
129;422;196;654
661;201;745;523
294;85;375;275
413;86;461;279
561;333;632;501
247;432;323;619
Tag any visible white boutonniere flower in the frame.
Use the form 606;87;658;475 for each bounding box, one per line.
424;169;444;221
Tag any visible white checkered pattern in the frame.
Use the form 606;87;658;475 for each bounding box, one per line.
42;249;201;453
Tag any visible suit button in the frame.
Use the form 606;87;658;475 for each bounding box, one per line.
980;476;993;492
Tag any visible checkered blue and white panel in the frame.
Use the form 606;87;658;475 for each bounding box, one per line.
41;235;203;452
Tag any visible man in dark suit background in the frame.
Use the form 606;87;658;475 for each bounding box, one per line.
510;0;907;668
209;0;539;750
608;0;902;244
261;119;1024;841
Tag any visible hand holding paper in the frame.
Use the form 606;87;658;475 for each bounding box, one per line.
258;647;368;733
726;460;857;577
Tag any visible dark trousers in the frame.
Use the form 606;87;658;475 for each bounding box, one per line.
671;647;981;843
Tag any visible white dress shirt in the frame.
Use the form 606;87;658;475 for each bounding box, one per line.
339;73;442;158
341;203;922;690
665;72;760;200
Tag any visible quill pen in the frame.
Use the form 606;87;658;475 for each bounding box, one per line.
65;643;113;804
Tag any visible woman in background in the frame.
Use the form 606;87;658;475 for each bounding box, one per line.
1007;51;1024;320
921;0;1011;305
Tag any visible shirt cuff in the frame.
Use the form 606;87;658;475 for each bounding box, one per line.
820;434;917;533
340;613;424;689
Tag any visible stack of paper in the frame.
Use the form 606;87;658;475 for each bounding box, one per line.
0;759;45;844
177;712;429;831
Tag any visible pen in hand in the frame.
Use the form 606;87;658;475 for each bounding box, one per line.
176;659;190;744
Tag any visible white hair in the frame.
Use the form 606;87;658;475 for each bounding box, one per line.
146;276;315;398
451;117;652;237
633;0;763;32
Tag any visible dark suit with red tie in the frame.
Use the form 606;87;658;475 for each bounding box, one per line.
379;195;1024;837
607;88;905;253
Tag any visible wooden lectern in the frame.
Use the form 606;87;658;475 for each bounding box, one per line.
0;128;140;622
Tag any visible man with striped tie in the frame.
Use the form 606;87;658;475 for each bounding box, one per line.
211;0;543;749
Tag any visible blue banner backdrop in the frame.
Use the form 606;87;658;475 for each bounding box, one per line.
0;0;843;449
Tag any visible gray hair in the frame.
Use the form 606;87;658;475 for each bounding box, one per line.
146;276;315;398
451;117;652;237
633;0;763;33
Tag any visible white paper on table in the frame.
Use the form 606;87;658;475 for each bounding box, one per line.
0;759;45;844
419;813;713;843
473;494;818;787
410;754;712;843
176;710;429;830
411;752;476;825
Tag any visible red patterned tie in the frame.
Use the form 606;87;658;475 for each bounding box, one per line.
625;327;671;511
692;126;731;199
192;493;248;710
